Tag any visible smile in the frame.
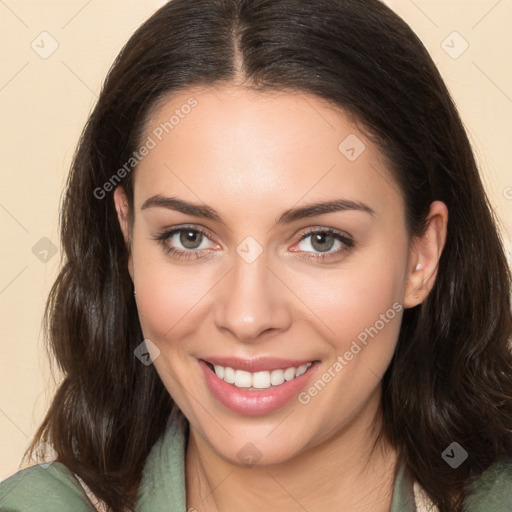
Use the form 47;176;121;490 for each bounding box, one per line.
208;362;314;390
198;358;320;416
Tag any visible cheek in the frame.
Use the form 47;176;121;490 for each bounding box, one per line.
131;240;216;342
294;252;406;350
293;262;405;423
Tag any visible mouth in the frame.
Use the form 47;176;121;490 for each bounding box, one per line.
198;358;320;416
203;360;315;390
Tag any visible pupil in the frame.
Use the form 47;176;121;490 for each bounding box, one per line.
312;233;333;252
181;230;201;249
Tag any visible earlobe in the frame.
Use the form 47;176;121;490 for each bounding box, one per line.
404;201;448;308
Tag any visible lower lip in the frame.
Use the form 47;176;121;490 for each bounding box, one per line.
199;360;318;416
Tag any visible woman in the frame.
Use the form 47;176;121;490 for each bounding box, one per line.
1;0;511;511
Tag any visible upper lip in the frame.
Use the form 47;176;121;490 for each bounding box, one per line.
201;356;316;373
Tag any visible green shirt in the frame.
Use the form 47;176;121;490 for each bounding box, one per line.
1;405;511;511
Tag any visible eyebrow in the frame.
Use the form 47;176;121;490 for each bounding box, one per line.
141;195;375;225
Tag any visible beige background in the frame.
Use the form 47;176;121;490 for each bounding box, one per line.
0;0;511;481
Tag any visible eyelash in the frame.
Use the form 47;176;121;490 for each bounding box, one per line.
152;225;355;262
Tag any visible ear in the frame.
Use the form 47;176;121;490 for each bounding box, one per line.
113;186;134;281
404;200;448;308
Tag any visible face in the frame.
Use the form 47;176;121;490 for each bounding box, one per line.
114;85;439;467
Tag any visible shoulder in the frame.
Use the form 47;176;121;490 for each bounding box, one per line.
0;462;96;512
465;460;512;511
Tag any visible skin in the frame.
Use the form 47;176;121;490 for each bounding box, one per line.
114;85;448;511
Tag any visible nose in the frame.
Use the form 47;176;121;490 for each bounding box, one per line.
214;251;292;342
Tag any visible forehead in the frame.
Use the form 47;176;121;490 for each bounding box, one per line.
133;85;403;219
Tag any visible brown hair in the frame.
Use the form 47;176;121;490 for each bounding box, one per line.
25;1;512;510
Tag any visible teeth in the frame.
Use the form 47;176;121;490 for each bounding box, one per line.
270;369;285;386
253;371;271;389
214;365;224;379
234;370;252;388
295;364;309;377
284;367;296;381
223;367;235;384
212;362;313;390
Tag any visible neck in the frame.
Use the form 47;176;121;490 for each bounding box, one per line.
185;387;398;512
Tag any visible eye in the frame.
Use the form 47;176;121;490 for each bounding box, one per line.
292;228;354;261
152;225;218;260
152;225;354;262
